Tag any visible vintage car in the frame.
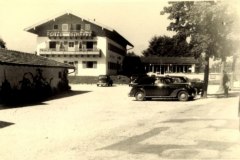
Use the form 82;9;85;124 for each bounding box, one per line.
97;75;113;87
128;76;196;101
166;75;204;96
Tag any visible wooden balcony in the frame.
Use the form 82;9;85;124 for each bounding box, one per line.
39;48;101;56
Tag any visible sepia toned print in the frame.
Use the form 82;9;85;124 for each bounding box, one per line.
0;0;240;159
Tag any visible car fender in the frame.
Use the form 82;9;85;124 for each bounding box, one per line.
170;88;188;97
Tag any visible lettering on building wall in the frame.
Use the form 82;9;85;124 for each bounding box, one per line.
47;31;91;38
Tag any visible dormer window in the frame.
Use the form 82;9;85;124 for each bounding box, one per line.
53;24;58;30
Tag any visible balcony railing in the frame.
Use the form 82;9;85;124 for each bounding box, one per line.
47;30;92;38
39;48;101;56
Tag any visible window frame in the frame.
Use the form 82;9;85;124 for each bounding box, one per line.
53;24;59;30
85;24;91;31
82;61;97;69
62;24;69;31
49;41;57;49
69;42;74;48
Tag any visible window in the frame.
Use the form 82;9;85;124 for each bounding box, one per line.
69;62;74;65
85;24;91;30
49;41;56;49
53;24;58;30
62;24;68;31
69;42;74;47
76;24;81;30
82;61;97;69
86;42;93;49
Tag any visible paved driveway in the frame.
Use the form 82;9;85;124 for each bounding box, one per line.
0;84;239;160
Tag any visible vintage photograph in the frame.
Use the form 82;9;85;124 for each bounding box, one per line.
0;0;240;159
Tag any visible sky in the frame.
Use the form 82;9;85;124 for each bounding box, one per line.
0;0;176;55
0;0;239;56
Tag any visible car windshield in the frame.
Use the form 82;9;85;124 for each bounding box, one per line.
155;77;173;84
98;75;108;80
172;77;188;83
163;78;173;84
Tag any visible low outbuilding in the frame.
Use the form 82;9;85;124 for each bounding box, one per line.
0;49;74;103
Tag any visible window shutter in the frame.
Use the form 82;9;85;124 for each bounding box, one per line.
93;62;97;68
82;61;86;68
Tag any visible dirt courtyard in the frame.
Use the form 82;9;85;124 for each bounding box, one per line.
0;84;240;160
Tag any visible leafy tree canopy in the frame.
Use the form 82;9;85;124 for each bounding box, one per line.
121;52;145;76
142;35;191;57
0;37;6;49
161;1;238;60
160;1;239;97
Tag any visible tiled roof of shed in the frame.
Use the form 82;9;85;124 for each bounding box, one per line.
141;56;199;64
0;49;74;69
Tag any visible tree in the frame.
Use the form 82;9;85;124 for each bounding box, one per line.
121;52;145;77
142;35;191;57
161;1;238;97
0;37;6;49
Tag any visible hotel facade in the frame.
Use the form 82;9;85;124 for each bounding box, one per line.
25;12;133;76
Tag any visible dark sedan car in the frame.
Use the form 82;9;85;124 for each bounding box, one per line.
97;75;113;87
166;75;204;96
129;76;196;101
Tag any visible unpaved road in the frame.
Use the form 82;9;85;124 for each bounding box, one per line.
0;84;239;160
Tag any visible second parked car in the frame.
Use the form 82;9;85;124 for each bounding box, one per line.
166;75;204;95
97;75;113;87
129;76;196;101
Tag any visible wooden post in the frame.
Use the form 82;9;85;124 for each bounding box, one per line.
239;94;240;132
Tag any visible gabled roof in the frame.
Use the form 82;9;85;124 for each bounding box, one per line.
24;12;133;47
141;56;199;64
24;11;114;33
0;49;74;69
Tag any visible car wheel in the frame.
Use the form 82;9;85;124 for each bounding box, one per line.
178;91;189;101
135;91;145;101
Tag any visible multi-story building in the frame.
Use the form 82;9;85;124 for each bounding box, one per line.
25;12;133;76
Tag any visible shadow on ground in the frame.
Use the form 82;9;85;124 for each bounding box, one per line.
207;91;240;98
0;90;91;109
100;122;238;159
133;98;198;102
0;120;14;129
